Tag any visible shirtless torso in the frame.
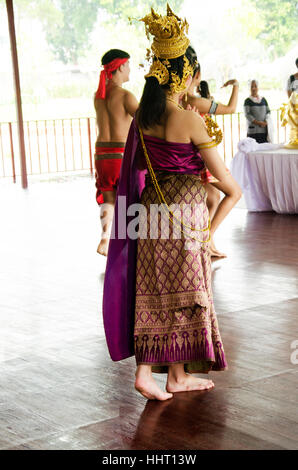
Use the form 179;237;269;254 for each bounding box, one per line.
94;84;137;143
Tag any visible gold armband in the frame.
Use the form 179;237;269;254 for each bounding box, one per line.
197;140;218;150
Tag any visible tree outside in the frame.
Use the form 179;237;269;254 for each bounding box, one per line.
0;0;297;122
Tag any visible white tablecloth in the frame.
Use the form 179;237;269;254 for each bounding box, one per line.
230;144;298;214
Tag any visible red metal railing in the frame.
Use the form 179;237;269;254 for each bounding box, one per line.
0;117;97;180
0;111;288;181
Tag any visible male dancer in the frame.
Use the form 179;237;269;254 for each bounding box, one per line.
94;49;138;256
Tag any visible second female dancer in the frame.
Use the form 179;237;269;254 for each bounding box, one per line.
183;46;239;258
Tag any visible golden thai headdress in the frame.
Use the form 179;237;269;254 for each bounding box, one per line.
140;4;193;94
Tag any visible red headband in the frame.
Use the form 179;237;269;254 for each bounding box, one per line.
95;58;128;100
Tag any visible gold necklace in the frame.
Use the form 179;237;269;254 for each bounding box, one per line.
166;97;184;109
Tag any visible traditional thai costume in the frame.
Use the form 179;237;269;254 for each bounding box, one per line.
95;142;125;205
102;5;227;374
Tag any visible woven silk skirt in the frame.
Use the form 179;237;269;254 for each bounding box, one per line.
134;171;228;374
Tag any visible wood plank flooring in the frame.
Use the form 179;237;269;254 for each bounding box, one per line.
0;174;297;450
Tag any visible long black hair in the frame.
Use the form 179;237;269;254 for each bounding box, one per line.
137;51;194;129
199;80;210;99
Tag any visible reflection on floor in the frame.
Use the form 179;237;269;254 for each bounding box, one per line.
0;175;297;450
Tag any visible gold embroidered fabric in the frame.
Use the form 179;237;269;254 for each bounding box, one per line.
133;171;228;373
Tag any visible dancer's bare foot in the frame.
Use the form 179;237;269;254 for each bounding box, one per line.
209;238;227;259
210;247;227;258
97;238;109;256
135;376;173;401
166;373;214;393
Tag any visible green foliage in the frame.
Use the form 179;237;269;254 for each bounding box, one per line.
14;0;61;24
41;0;99;64
98;0;183;20
48;82;91;99
14;0;99;64
13;0;183;65
235;2;265;41
249;0;298;58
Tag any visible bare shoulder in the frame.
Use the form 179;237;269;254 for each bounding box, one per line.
123;89;139;116
122;88;134;98
166;108;209;143
168;108;207;132
110;86;125;99
183;108;206;128
185;111;211;145
114;87;134;100
123;88;138;104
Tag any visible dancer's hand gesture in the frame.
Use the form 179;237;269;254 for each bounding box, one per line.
186;104;199;114
221;79;239;88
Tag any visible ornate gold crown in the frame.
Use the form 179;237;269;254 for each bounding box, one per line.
141;4;193;94
145;58;169;86
141;4;190;59
169;56;193;94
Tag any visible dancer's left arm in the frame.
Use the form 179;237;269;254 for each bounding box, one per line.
188;112;242;235
124;91;139;117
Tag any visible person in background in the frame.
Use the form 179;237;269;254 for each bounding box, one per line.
244;79;270;144
198;80;213;101
286;58;298;98
94;49;138;256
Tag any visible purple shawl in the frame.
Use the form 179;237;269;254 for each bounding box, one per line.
102;118;205;361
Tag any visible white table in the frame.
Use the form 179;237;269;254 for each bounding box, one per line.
231;147;298;214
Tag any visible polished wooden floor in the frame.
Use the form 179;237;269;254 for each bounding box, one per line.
0;174;297;450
